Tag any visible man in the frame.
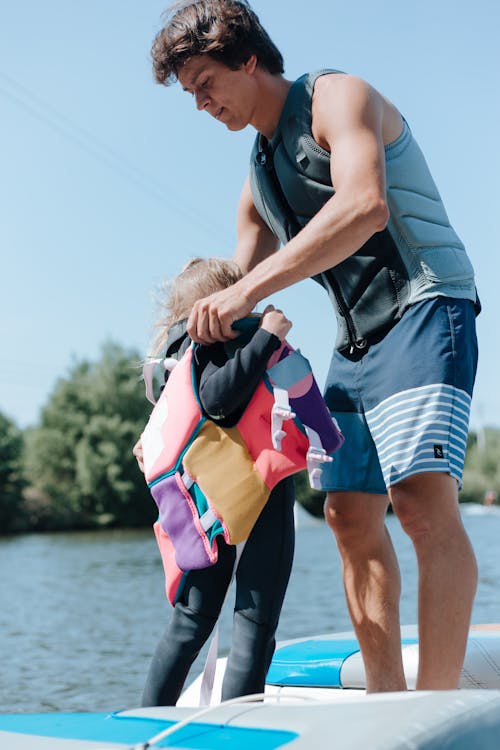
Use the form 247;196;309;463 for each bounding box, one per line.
151;0;479;691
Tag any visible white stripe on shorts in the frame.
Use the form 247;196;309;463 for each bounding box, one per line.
365;383;471;487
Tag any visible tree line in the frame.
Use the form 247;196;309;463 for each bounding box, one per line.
1;342;499;534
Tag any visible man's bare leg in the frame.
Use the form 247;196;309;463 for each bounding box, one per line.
324;491;407;692
390;472;477;689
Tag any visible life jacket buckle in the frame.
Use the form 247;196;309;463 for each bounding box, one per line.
306;445;333;490
271;387;296;450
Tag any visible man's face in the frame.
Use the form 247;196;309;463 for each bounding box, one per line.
177;55;257;131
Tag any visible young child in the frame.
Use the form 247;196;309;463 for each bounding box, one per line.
134;256;296;706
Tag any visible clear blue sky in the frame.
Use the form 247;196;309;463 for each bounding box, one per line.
1;0;499;431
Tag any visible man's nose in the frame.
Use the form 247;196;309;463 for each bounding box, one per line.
195;91;210;111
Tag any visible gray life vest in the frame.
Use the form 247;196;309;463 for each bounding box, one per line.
249;70;479;353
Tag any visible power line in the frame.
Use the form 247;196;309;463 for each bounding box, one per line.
0;71;232;242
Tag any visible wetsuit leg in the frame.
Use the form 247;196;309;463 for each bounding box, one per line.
142;538;236;706
221;477;295;700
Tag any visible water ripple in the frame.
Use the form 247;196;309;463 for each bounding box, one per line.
0;513;498;712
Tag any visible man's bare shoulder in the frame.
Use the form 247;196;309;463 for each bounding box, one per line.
313;73;380;112
312;73;401;146
314;73;373;97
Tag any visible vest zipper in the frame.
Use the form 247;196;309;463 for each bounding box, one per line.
254;139;365;354
323;270;367;353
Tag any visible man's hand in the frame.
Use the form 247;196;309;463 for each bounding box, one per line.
187;282;255;343
133;437;144;473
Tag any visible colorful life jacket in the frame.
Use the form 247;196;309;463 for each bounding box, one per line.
141;328;344;605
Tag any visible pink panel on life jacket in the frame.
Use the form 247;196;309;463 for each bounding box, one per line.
153;521;184;607
238;380;310;489
142;348;203;484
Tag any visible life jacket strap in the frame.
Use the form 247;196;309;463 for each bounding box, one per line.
182;472;220;531
180;471;194;490
181;470;218;531
199;541;246;706
199;508;218;532
142;358;163;405
142;357;178;405
271;387;296;450
305;425;334;489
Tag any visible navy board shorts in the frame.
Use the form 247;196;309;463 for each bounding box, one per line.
320;297;478;493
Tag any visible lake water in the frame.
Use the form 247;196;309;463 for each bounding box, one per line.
1;505;499;714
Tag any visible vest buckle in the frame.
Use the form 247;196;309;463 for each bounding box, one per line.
271;387;296;450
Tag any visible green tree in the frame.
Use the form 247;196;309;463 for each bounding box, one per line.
24;342;157;530
293;470;325;518
462;428;500;504
0;412;26;533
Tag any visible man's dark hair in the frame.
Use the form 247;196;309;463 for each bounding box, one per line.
151;0;284;85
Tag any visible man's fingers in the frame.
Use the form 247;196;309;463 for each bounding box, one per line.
188;300;237;343
219;309;239;340
187;287;253;343
187;302;214;344
208;305;227;341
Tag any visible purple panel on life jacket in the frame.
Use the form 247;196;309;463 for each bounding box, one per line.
286;373;314;399
150;474;216;571
290;380;344;454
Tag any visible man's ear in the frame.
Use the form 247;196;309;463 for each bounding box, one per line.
243;54;258;75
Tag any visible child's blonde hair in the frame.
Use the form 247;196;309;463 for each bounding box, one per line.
151;257;243;355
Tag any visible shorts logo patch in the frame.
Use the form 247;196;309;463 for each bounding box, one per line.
433;444;444;459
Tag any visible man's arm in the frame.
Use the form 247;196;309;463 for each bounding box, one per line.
187;178;279;343
188;75;393;343
234;177;279;273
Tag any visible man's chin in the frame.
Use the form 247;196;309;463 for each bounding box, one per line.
225;121;246;132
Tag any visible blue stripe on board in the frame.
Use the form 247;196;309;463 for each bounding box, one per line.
267;639;360;687
0;712;297;749
267;638;419;688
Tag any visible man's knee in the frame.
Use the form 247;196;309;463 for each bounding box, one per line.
324;492;356;538
324;491;388;545
390;472;460;544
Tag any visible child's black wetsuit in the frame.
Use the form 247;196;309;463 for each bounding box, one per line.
141;321;295;706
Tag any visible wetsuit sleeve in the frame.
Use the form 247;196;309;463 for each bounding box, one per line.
196;328;280;421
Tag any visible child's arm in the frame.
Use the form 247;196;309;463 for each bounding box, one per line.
196;306;291;423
